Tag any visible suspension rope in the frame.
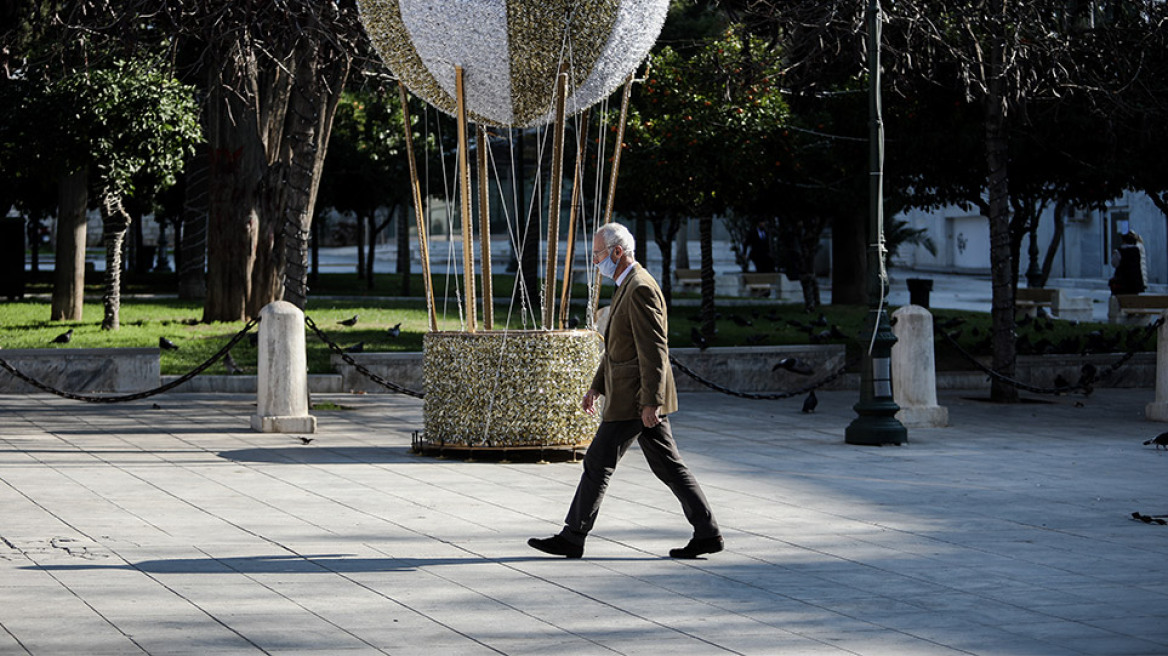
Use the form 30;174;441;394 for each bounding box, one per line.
934;316;1162;396
670;355;859;401
303;315;424;398
0;318;259;403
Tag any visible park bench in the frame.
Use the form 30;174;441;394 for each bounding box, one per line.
1109;294;1168;325
674;268;703;294
739;272;783;298
1014;287;1094;321
1014;288;1056;318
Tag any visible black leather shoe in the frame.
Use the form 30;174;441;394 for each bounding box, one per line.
669;535;724;559
527;535;583;559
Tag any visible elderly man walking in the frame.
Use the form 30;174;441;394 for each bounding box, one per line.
528;222;723;559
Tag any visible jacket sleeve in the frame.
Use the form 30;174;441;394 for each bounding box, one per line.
628;284;671;408
590;357;605;394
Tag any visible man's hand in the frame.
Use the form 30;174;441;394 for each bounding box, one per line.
641;405;661;428
582;389;600;415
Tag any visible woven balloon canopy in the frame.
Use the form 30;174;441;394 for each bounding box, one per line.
357;0;669;127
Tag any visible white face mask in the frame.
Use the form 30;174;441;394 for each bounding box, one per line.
597;249;618;279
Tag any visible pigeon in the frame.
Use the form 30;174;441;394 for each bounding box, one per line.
298;436;314;445
811;313;829;327
801;390;818;413
338;315;359;327
773;358;815;376
223;351;244;375
1144;432;1168;450
690;326;708;351
1078;363;1098;388
151;403;162;410
344;342;365;353
159;336;180;351
744;333;767;345
829;325;848;340
938;317;966;330
729;314;752;327
1131;511;1168;525
567;315;580;329
387;322;402;338
1053;374;1070;389
247;332;259;347
50;328;73;344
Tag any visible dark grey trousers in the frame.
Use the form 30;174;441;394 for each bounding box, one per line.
562;417;720;545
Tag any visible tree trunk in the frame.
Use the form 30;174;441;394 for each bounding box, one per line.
204;44;262;323
831;209;867;305
396;203;411;295
272;46;349;313
26;213;42;275
310;213;320;287
178;149;209;300
1039;200;1067;286
699;215;716;337
100;194;132;331
986;4;1018;403
1142;189;1168;275
634;215;648;269
130;206;144;274
51;168;87;322
676;218;690;269
357;213;367;279
652;213;680;309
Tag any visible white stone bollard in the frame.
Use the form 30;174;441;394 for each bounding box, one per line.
251;301;316;433
891;305;949;428
1145;310;1168;421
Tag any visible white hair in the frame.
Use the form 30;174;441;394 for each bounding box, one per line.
595;222;635;257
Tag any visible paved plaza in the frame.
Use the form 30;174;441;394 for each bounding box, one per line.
1;386;1167;655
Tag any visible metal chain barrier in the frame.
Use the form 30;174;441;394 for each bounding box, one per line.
669;355;860;400
935;316;1163;396
0;317;260;403
303;315;425;399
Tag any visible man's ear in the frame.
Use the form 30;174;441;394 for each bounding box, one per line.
612;245;624;261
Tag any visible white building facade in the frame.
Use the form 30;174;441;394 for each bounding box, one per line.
893;190;1166;286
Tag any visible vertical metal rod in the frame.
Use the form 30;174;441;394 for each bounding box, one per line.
398;82;438;332
543;66;569;329
559;108;590;329
845;0;906;446
477;125;494;330
602;75;634;227
455;66;477;332
590;75;635;324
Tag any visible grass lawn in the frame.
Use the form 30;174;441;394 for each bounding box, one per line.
4;272;1155;376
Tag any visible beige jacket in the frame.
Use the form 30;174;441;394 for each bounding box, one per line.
591;264;678;421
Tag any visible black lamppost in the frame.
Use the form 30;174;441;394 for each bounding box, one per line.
845;0;907;446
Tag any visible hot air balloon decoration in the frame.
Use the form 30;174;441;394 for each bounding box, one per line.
356;0;669;454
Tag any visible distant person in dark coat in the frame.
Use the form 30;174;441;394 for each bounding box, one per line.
743;221;775;273
1109;231;1146;295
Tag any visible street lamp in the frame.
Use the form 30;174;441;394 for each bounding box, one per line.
845;0;907;446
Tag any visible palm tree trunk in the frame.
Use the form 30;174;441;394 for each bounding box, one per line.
101;194;132;331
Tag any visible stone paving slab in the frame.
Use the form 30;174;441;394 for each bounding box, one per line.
1;388;1167;655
